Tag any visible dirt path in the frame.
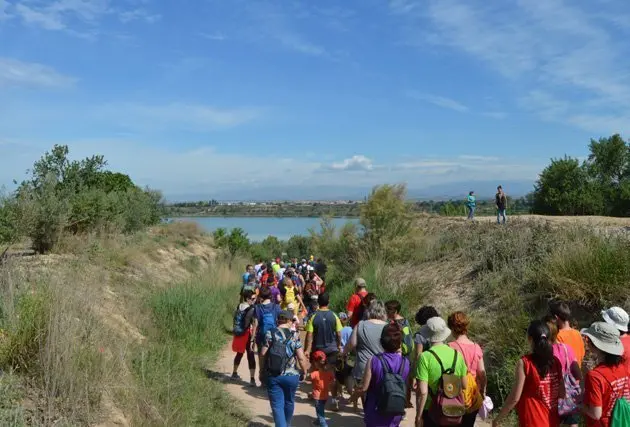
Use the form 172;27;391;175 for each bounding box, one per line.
213;341;490;427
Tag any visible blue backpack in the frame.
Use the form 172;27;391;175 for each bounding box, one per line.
233;305;251;336
255;303;279;343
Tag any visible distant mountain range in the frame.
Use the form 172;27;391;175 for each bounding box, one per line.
165;180;535;203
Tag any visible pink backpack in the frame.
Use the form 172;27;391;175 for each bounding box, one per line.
427;349;466;426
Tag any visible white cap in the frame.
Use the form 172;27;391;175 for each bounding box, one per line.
602;307;629;332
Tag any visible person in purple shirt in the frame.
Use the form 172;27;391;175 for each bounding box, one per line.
352;322;410;427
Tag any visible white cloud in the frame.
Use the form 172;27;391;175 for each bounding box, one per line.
10;0;160;34
0;0;11;20
480;111;507;120
0;57;76;88
458;155;500;162
118;8;161;24
96;102;264;131
325;155;374;172
407;91;469;112
199;31;227;41
392;0;630;134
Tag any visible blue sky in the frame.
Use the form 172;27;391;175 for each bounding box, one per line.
1;0;629;199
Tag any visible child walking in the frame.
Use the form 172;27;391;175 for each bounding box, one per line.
311;351;335;427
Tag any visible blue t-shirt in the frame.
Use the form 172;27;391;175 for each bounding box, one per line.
341;326;353;347
242;273;250;285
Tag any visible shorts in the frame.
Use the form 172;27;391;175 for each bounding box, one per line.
311;350;338;367
560;413;580;425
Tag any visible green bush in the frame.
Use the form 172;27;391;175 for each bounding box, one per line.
2;145;164;252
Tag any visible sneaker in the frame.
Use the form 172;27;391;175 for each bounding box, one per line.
230;373;240;381
249;378;257;387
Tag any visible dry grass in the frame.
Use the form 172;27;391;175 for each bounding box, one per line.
0;222;219;426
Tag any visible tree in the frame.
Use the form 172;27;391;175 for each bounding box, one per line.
286;235;312;259
360;184;412;261
214;228;250;267
586;134;630;216
260;236;284;259
533;157;603;215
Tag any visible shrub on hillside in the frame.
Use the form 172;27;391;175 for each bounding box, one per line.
1;145;163;252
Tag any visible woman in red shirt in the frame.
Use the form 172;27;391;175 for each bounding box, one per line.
493;320;565;426
582;321;630;427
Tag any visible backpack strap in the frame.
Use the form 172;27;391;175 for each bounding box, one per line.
426;349;446;374
377;354;390;375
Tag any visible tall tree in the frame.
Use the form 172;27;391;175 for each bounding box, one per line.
533;157;603;215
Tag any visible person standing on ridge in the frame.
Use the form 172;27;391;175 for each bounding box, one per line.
496;185;507;224
466;191;476;221
495;185;507;224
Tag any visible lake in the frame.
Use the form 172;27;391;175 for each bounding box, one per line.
173;217;359;241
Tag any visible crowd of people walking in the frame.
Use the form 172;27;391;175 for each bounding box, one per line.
231;259;630;427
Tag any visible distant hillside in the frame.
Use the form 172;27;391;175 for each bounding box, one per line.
165;180;535;203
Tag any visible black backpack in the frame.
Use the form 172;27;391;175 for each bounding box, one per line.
376;354;408;416
265;328;293;377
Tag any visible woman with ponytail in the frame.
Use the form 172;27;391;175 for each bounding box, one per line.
493;320;565;426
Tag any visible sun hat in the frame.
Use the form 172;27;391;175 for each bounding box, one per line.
602;307;629;332
339;312;349;321
581;321;624;356
354;278;367;288
419;317;452;343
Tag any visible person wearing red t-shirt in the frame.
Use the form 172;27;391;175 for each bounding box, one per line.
582;321;630;427
493;320;565;427
601;307;630;372
346;278;368;327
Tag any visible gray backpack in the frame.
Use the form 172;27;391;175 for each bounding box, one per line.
376;354;408;416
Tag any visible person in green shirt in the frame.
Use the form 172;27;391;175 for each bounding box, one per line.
415;316;468;427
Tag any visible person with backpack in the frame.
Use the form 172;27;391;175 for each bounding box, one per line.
352;322;410;427
386;300;415;408
543;316;582;427
346;278;368;327
304;293;343;410
550;302;586;367
240;274;257;302
343;300;388;410
261;310;308;427
231;290;258;386
279;277;306;317
412;306;440;407
582;321;630;427
415;316;468;427
251;287;282;386
496;185;507;225
492;320;565;427
447;312;486;427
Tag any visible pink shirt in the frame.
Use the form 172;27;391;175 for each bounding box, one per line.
449;340;483;378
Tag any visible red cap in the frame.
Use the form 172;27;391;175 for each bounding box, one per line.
312;350;327;363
